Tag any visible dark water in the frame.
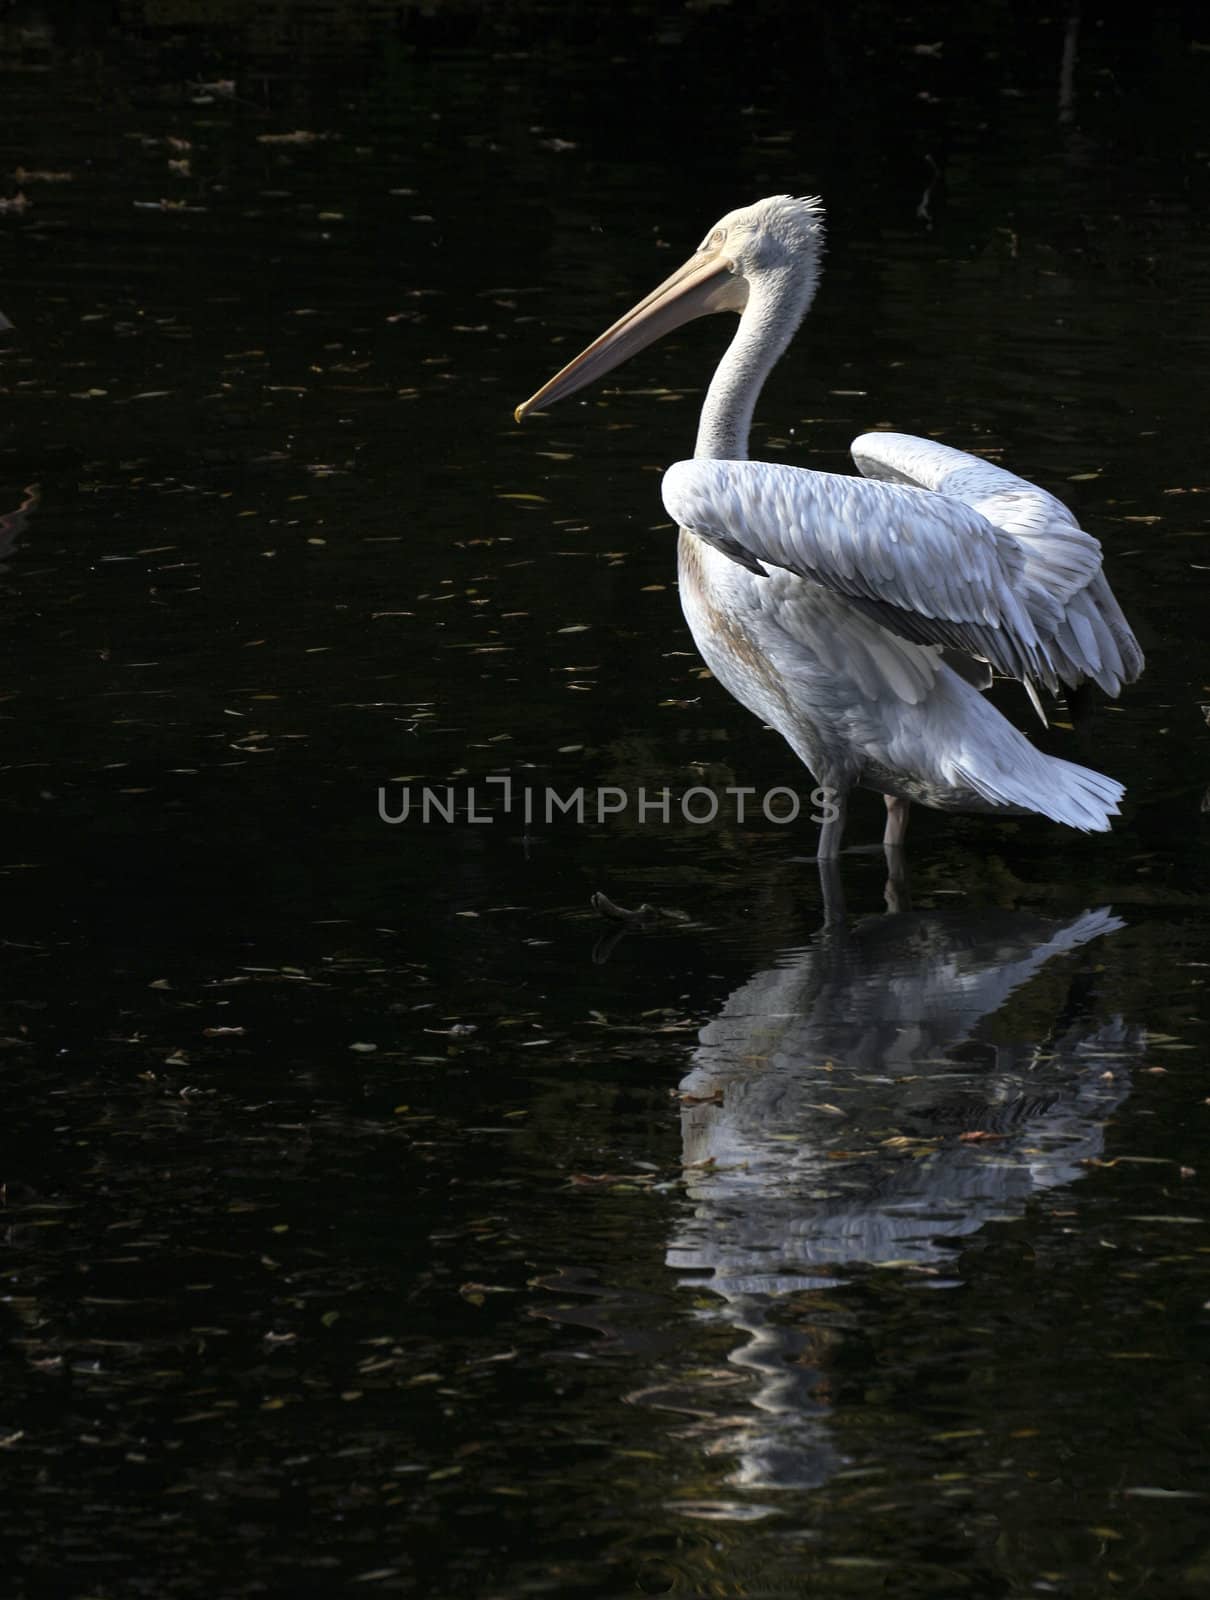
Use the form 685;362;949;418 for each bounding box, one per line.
1;5;1209;1596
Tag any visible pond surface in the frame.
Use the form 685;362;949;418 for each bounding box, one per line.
1;6;1209;1597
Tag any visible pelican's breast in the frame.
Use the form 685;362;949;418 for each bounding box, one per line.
676;526;834;768
677;527;774;683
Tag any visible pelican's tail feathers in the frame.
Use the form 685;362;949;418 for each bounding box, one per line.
1040;906;1126;950
950;746;1124;833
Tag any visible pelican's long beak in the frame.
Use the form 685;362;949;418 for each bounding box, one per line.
514;245;745;423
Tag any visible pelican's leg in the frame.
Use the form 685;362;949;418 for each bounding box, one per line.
883;795;910;849
814;789;847;860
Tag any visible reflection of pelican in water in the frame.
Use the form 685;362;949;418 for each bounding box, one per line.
646;898;1136;1497
517;197;1142;858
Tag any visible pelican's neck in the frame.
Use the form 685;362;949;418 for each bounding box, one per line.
693;264;818;462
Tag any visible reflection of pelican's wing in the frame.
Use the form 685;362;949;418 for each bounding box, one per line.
673;907;1132;1265
678;906;1124;1183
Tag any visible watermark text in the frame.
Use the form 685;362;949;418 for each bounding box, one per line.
377;779;840;827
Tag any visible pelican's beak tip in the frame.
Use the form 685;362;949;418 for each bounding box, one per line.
513;401;530;425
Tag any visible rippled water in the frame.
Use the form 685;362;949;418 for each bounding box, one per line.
2;6;1208;1597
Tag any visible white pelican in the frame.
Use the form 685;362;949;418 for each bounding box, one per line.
515;196;1143;856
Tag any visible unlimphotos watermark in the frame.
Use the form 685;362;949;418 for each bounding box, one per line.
377;778;841;827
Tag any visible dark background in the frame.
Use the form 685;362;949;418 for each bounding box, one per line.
1;4;1208;1597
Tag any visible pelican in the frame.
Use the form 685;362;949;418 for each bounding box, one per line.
515;196;1143;857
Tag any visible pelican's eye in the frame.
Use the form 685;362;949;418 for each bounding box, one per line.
703;227;727;252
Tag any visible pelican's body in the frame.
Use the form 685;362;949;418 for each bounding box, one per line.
516;196;1142;855
676;517;1020;820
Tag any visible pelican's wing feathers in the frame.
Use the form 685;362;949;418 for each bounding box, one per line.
851;432;1144;694
662;456;1053;686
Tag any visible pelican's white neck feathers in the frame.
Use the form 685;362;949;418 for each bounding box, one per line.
693;195;826;461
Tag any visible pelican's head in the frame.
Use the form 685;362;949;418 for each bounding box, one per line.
514;195;826;423
696;194;826;284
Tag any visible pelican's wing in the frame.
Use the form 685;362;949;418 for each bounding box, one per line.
662;456;1054;686
851;432;1144;694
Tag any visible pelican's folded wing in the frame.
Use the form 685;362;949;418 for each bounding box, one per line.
851;432;1144;694
662;456;1053;685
